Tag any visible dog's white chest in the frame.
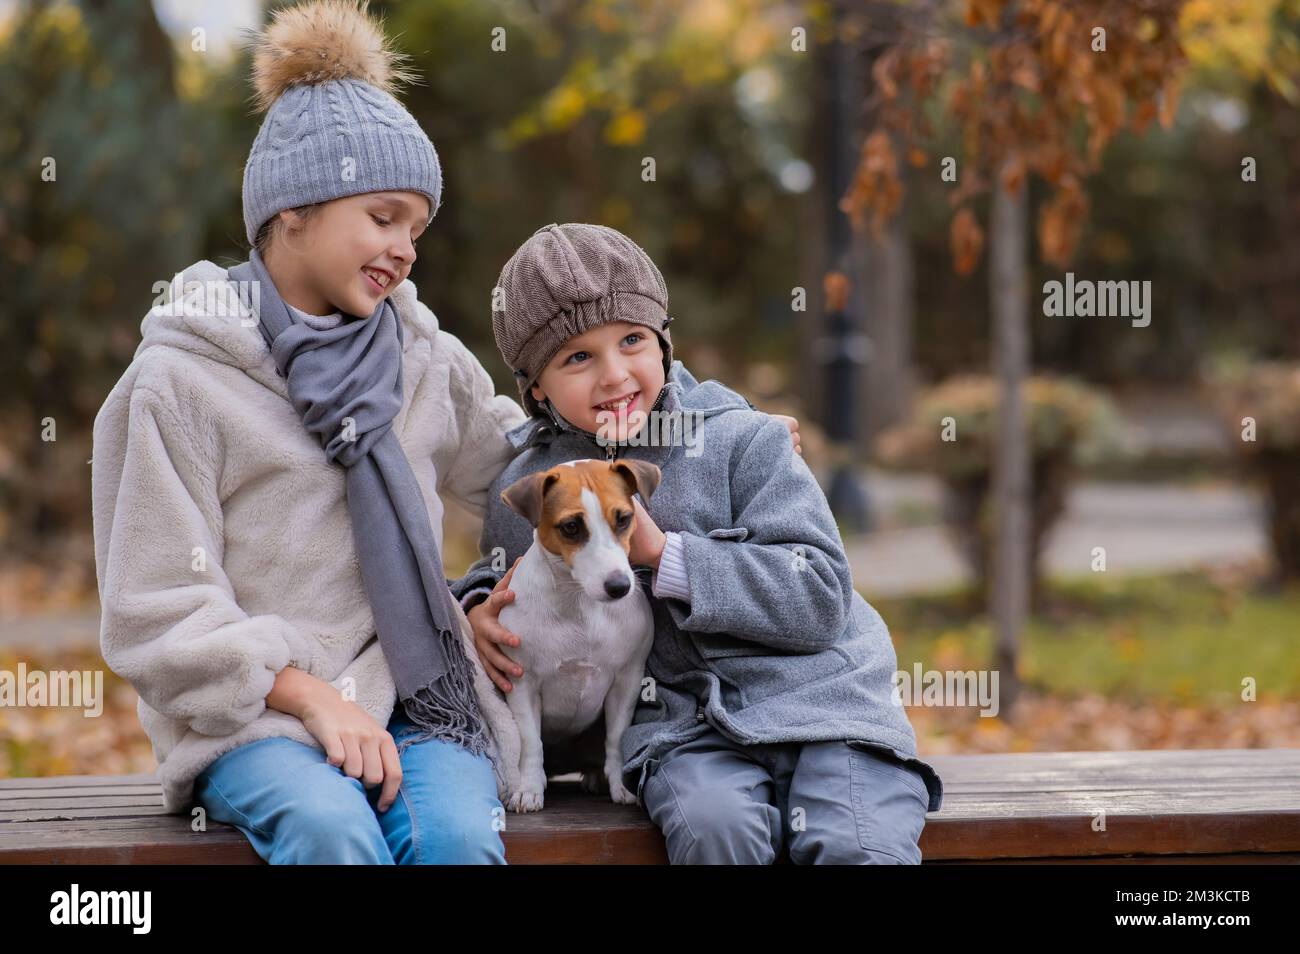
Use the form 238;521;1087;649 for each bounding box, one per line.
542;658;606;737
499;573;653;736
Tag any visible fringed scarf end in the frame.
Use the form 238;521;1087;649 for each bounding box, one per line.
395;627;494;760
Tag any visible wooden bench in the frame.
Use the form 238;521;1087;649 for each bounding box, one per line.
3;749;1298;864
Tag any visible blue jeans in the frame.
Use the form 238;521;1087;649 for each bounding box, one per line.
193;708;507;864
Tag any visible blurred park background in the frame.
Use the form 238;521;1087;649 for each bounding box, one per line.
2;0;1300;780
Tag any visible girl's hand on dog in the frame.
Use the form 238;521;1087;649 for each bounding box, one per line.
296;680;403;812
469;556;525;693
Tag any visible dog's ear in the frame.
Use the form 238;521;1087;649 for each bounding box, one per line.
611;459;661;503
501;471;559;527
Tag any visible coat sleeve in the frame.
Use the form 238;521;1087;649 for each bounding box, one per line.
446;461;530;603
92;384;318;737
438;334;528;520
447;551;507;607
661;415;855;652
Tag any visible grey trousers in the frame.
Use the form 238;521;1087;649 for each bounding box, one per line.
638;726;930;864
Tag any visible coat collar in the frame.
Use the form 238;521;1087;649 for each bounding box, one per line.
505;375;687;467
139;260;437;402
502;360;755;469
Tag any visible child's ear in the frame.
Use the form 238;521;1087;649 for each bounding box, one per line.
530;383;546;402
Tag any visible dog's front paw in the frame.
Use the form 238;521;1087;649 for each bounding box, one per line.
506;786;545;813
608;780;637;805
507;766;548;812
604;763;636;805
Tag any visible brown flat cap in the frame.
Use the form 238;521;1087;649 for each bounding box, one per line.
492;223;674;418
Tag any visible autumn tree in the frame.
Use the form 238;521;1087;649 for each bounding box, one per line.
842;0;1190;713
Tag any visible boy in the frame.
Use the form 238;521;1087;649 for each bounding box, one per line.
453;223;942;864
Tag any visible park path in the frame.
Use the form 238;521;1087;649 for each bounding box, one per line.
0;474;1267;650
847;471;1265;597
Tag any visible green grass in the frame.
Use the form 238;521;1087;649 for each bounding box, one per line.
872;571;1300;709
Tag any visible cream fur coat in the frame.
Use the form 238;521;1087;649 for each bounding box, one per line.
91;260;526;812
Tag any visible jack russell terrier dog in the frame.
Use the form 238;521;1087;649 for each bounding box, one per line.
496;458;661;812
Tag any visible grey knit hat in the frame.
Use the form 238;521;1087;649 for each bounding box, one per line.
240;0;441;246
493;223;675;419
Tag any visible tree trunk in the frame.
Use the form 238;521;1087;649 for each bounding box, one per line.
989;166;1030;716
857;199;916;448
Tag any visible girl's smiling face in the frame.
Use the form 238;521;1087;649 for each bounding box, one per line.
530;321;666;442
262;190;430;317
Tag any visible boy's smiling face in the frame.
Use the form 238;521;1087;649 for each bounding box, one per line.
530;321;666;442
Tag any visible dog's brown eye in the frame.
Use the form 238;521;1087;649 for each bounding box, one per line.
559;519;583;538
615;511;632;532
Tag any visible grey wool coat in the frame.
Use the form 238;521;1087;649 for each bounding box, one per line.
449;361;943;813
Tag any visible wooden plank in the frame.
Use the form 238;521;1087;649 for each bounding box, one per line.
0;787;664;865
0;774;158;790
929;853;1300;864
921;810;1300;860
0;821;261;865
0;794;164;810
8;748;1296;795
3;749;1298;864
4;806;181;822
0;786;162;801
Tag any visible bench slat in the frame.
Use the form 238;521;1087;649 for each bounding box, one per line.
0;774;159;790
2;748;1297;864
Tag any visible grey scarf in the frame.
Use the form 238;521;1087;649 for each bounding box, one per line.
228;249;489;759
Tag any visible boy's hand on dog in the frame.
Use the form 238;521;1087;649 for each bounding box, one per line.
629;497;668;570
469;556;525;693
772;414;802;456
297;681;403;812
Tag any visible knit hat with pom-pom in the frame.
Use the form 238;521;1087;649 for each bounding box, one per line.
240;0;441;246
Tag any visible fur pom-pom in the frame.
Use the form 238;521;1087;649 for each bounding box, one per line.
248;0;416;113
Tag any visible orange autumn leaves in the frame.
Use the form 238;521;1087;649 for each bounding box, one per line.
840;0;1189;274
841;129;905;234
950;207;985;276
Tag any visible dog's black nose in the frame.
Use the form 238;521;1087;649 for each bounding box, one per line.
604;573;632;599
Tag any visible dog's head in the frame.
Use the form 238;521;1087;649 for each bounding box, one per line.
501;459;662;602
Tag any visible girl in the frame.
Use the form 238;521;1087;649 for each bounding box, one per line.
91;0;529;864
456;223;944;864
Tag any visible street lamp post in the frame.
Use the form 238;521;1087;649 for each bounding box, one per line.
816;0;872;534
